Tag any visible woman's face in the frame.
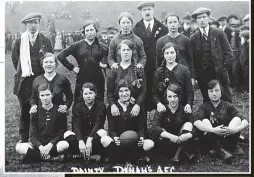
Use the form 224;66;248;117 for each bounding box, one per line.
82;88;96;105
164;46;176;64
119;16;132;34
208;83;222;102
120;43;132;62
118;87;131;103
84;24;96;41
39;89;53;107
167;16;179;33
166;90;179;108
42;56;56;73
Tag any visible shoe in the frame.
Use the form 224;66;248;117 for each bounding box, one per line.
172;146;183;164
219;148;233;164
228;144;244;155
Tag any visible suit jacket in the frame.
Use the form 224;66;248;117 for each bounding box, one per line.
223;26;232;43
133;18;168;72
12;33;53;95
190;26;233;85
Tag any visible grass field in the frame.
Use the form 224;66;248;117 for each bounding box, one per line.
4;53;250;173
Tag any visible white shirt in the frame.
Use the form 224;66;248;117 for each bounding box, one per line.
28;31;38;44
199;25;209;36
118;100;129;112
144;18;154;32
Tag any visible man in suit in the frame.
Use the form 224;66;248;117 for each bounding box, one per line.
133;1;168;112
190;7;233;103
218;16;232;42
12;13;53;143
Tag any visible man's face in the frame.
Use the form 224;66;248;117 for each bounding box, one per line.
218;19;227;27
196;13;209;28
141;6;154;21
26;19;40;34
118;87;131;103
208;83;222;102
84;24;96;41
167;16;179;33
184;19;191;26
39;89;53;107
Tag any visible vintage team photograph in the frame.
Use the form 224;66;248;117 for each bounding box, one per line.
4;0;250;173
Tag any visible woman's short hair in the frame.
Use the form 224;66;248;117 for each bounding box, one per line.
165;13;180;24
162;42;176;54
82;82;97;95
118;39;135;51
207;80;221;90
38;83;53;94
39;52;58;68
164;83;182;103
118;12;134;24
82;20;98;34
116;79;132;94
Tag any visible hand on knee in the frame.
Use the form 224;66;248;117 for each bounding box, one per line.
16;142;32;155
101;136;113;147
57;141;69;153
143;139;154;151
64;130;75;139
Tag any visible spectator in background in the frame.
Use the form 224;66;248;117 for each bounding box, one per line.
178;13;195;38
54;32;63;52
210;20;220;29
66;33;74;48
190;19;198;32
5;33;13;54
239;30;249;94
61;31;67;49
218;16;232;42
242;14;250;27
228;15;243;92
99;30;111;47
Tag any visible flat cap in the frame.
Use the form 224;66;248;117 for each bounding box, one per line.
21;13;42;24
183;13;192;20
218;16;227;21
239;30;249;40
191;7;211;19
137;1;155;10
227;14;239;22
242;14;250;22
101;30;108;34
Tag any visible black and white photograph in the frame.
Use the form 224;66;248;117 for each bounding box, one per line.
4;0;250;174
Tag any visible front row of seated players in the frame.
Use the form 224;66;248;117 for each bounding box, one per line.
16;80;248;164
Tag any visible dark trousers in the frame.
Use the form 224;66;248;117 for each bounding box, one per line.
198;76;232;103
64;134;105;156
232;55;245;91
106;141;143;163
144;69;156;112
17;76;36;142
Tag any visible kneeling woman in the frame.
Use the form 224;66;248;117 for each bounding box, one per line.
16;83;69;162
194;80;249;163
64;82;107;159
150;83;195;164
102;80;154;163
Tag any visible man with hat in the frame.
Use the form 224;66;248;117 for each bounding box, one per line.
133;1;168;114
99;29;111;47
190;7;233;103
12;13;53;143
179;12;195;38
218;16;232;43
227;15;244;92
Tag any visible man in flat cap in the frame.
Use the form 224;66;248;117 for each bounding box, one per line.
12;13;53;143
218;16;232;42
227;15;244;92
179;12;195;38
133;1;168;114
190;7;233;103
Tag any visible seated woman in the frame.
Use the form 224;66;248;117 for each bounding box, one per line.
102;80;154;164
107;39;146;122
194;80;249;163
63;82;107;160
30;52;73;114
150;83;195;164
15;83;69;163
153;42;193;114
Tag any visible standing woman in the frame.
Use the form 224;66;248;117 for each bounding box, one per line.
57;20;108;104
29;52;73;114
153;42;193;114
156;13;195;85
107;39;146;121
54;32;63;52
107;12;146;69
150;83;195;164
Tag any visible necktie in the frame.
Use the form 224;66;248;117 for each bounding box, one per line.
147;23;152;35
203;28;208;40
31;34;35;46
